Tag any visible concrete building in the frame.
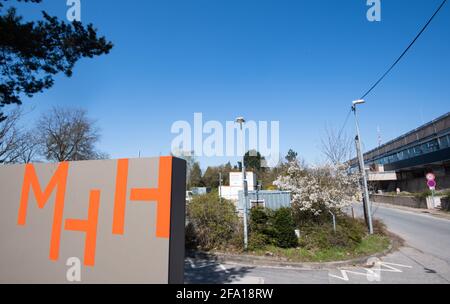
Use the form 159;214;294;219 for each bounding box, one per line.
350;112;450;193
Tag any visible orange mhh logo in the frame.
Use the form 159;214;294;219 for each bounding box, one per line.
17;157;174;267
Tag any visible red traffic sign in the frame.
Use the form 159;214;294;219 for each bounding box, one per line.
427;180;436;189
426;173;436;181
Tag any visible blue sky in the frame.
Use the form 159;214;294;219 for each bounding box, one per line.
8;0;450;168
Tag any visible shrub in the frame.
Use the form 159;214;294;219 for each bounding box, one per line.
187;193;240;250
248;233;269;251
372;219;388;235
298;216;367;250
248;207;274;250
185;222;198;250
414;190;432;200
272;208;299;248
439;190;450;198
249;207;270;234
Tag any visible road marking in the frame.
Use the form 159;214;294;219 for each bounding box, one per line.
329;262;412;282
230;276;265;284
329;269;369;281
186;258;196;268
187;258;233;274
219;264;230;274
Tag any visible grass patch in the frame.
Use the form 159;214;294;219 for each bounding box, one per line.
249;234;390;263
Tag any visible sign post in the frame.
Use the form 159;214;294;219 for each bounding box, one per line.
426;173;437;209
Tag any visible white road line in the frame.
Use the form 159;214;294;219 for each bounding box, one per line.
187;258;224;270
219;264;230;274
329;262;413;282
186;258;196;268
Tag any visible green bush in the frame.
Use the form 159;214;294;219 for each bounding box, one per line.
249;207;299;249
249;207;276;239
298;216;367;250
272;208;299;248
414;190;433;200
187;193;241;250
248;233;269;251
249;207;269;232
440;190;450;198
248;207;272;249
185;222;198;250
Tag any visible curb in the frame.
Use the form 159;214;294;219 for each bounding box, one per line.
187;240;394;270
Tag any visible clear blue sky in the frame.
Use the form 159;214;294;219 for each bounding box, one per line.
9;0;450;168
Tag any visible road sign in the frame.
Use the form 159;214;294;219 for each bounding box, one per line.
426;173;436;181
427;180;437;189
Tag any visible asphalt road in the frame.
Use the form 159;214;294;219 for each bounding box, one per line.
185;204;450;284
369;204;450;264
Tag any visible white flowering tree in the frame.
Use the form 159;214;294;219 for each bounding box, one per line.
274;161;362;216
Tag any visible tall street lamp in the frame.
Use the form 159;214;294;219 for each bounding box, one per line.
236;117;249;250
352;100;374;235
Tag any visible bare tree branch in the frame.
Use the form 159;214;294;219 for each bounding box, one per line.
321;124;354;165
36;107;106;162
0;107;23;163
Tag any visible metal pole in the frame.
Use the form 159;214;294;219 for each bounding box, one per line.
239;122;249;250
431;189;436;209
328;210;337;233
355;136;369;226
219;172;222;204
353;106;374;235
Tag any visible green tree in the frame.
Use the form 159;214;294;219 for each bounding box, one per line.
0;0;113;121
285;149;298;163
189;162;203;188
202;166;220;189
221;162;233;185
244;150;266;179
202;162;234;189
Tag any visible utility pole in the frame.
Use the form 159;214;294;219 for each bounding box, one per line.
236;117;249;250
352;100;374;235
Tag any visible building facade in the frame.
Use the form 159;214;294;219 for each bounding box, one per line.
350;112;450;193
219;172;257;201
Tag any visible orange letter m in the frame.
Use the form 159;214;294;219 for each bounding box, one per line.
17;162;69;261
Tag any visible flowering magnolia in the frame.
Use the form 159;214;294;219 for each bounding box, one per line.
274;161;362;216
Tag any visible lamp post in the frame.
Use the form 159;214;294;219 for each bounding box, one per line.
352;100;374;235
236;117;249;250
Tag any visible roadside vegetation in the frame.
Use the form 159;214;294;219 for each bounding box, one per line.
186;159;392;262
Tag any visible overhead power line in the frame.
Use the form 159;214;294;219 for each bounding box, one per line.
360;0;448;99
337;108;353;140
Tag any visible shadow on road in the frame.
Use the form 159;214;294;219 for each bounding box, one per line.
184;253;254;284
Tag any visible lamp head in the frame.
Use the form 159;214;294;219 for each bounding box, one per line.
352;99;366;106
235;117;246;124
